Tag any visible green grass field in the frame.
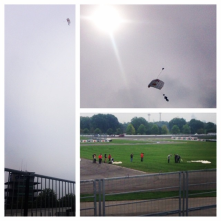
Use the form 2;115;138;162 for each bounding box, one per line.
80;138;216;173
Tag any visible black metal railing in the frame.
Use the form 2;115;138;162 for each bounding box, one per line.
5;168;75;216
80;169;216;216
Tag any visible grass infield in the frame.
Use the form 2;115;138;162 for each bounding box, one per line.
80;138;216;173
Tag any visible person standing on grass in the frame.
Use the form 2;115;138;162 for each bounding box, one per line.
104;153;107;163
98;154;102;164
141;153;144;162
130;153;133;162
108;154;111;163
168;154;172;163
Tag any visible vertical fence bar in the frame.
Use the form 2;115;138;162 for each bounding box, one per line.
102;179;105;216
182;172;185;216
16;173;21;216
48;179;50;216
5;172;9;216
186;171;188;216
55;180;57;215
24;173;30;216
179;172;181;216
59;181;61;214
45;178;46;216
11;173;15;216
93;180;97;216
65;182;66;211
68;182;70;211
40;177;42;216
62;181;63;212
51;180;53;216
99;179;102;216
36;177;38;216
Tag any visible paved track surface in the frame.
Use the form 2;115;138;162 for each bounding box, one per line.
80;158;146;180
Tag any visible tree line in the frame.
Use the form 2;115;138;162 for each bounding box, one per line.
80;114;216;135
6;188;75;210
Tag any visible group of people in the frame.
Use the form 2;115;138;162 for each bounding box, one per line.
167;154;181;163
130;153;145;162
92;153;114;164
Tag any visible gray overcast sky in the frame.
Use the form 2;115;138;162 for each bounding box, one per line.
5;5;75;180
80;113;216;124
80;4;216;108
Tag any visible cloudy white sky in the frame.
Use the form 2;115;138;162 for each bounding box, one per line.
4;5;75;180
80;112;216;124
80;4;216;108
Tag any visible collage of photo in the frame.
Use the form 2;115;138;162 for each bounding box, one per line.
3;1;218;218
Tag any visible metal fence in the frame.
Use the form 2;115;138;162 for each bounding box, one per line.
80;169;216;216
5;168;75;216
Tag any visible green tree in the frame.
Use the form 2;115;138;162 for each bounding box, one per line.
137;124;146;135
83;128;89;134
161;125;169;134
119;122;128;134
204;122;216;133
131;117;148;134
94;128;101;134
182;124;191;134
197;128;205;134
188;119;204;134
146;122;153;135
59;193;75;209
169;118;186;131
171;125;180;134
36;188;58;208
91;114;120;133
80;117;91;131
151;124;159;135
107;128;113;135
116;128;122;135
126;123;136;135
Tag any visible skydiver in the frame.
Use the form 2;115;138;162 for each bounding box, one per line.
163;94;169;102
67;18;71;25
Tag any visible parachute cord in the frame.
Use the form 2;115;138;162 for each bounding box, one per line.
157;68;164;78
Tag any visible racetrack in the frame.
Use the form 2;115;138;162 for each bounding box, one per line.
80;158;146;180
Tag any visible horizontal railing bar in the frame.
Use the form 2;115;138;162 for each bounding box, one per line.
143;209;181;216
5;168;75;183
104;195;180;208
187;204;216;212
80;207;95;211
188;182;216;187
104;185;180;196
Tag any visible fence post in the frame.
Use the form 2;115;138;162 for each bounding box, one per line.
182;171;185;216
98;179;102;216
186;171;189;216
102;179;105;216
24;173;30;216
93;180;97;216
179;172;181;216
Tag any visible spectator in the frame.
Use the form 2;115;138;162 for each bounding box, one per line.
167;154;172;163
98;154;102;164
93;154;96;163
130;153;133;162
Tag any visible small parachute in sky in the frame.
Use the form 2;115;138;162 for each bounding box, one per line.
148;79;164;90
67;18;71;25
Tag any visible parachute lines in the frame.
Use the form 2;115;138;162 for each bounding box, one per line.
157;67;164;78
